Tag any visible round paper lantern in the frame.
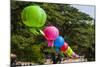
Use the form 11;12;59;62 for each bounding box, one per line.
72;53;80;58
54;36;64;48
43;26;59;40
21;5;47;27
60;42;68;52
64;46;74;57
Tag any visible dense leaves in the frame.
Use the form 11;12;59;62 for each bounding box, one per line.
11;1;95;64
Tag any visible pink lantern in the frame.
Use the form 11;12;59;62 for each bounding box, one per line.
43;26;59;40
43;26;59;46
47;40;54;47
72;52;80;58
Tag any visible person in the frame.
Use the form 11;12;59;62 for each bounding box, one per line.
51;52;58;64
11;54;17;67
57;53;62;64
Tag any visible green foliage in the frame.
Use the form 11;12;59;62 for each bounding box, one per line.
30;45;45;63
11;1;95;64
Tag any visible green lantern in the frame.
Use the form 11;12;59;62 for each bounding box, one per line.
21;5;47;27
29;27;40;35
65;46;74;57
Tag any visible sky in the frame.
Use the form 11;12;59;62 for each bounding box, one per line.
71;5;95;19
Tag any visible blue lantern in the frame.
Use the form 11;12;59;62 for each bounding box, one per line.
54;36;64;48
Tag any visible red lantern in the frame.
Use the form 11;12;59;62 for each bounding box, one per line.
60;42;68;52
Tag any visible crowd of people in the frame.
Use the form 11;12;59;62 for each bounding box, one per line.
44;52;69;64
11;52;82;67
